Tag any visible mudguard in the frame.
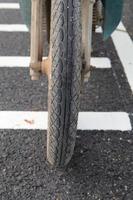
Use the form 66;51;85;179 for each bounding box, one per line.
102;0;124;39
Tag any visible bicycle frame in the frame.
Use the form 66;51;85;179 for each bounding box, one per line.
82;0;95;81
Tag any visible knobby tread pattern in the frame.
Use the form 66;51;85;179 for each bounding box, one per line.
47;0;82;167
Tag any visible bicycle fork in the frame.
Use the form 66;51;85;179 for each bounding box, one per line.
30;0;51;80
30;0;95;81
82;0;95;82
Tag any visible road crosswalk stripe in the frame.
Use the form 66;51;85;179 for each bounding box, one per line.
0;24;28;32
0;111;131;131
0;56;111;69
112;22;133;92
0;3;20;9
91;57;111;68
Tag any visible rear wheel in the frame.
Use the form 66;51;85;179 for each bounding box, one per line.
47;0;82;168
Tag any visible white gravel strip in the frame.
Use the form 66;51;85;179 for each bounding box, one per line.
0;111;131;131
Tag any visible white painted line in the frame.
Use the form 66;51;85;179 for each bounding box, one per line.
96;26;102;33
0;57;30;67
91;57;111;68
116;22;126;32
0;111;48;130
78;112;132;131
0;111;131;131
112;22;133;92
0;3;20;9
0;56;111;68
0;24;28;32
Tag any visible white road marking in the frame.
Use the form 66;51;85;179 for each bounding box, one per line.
0;111;131;131
91;57;111;68
0;3;20;9
0;57;30;67
96;26;102;33
0;24;28;32
96;23;127;34
112;22;133;92
0;111;48;130
0;56;111;68
78;112;132;131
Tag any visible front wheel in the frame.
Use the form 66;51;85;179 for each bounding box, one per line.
47;0;82;168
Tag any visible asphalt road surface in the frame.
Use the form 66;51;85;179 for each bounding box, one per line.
0;0;133;200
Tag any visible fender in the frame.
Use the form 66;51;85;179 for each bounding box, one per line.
102;0;124;39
